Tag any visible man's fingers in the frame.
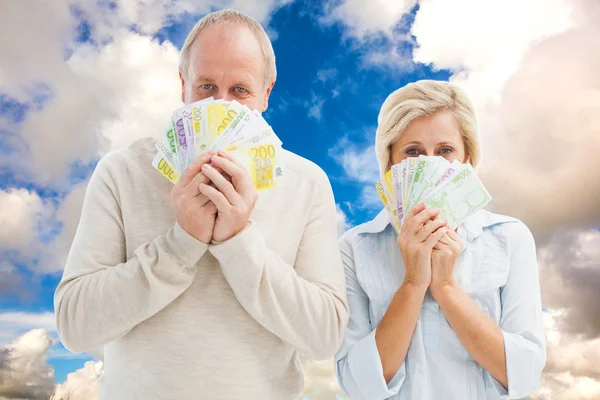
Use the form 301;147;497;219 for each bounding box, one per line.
199;183;231;214
201;164;244;207
210;155;254;197
217;150;245;170
182;172;209;199
178;151;215;187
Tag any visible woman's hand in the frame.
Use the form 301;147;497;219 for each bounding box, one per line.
430;225;464;295
397;202;448;289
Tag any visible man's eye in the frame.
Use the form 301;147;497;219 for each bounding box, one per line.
200;84;213;90
234;87;247;93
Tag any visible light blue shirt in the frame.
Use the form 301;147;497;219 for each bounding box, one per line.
335;209;546;400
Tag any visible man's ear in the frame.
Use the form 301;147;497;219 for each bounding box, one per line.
179;70;186;104
261;80;275;112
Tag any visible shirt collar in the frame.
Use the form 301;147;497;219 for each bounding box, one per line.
353;208;391;234
353;208;518;239
459;209;519;241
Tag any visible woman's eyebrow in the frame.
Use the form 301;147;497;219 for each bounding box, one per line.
436;141;458;147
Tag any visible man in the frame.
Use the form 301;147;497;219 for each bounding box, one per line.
54;9;348;400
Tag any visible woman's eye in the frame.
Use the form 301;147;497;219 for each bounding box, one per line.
406;148;419;155
440;148;453;154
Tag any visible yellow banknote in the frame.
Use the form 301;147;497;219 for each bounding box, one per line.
376;173;401;234
230;143;283;190
152;153;179;184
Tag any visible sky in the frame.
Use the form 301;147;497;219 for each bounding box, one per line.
0;0;599;399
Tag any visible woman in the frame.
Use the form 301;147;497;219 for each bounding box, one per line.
335;80;545;400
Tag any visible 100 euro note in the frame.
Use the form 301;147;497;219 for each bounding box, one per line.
422;163;492;229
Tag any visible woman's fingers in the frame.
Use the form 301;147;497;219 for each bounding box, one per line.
415;217;447;243
406;206;440;236
423;225;447;249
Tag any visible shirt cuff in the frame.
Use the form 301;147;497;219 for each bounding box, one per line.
208;220;258;264
160;221;210;269
345;329;406;399
501;330;544;399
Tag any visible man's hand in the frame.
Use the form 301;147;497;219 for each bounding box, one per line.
199;150;258;242
430;225;464;296
170;151;218;243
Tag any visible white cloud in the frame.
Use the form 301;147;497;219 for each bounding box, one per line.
537;229;600;339
319;1;416;71
316;68;338;83
362;42;416;70
0;189;47;250
0;0;74;102
306;93;326;121
0;329;55;400
329;138;381;209
0;0;292;186
335;204;350;237
530;310;600;400
0;312;56;346
52;361;104;400
0;328;103;400
410;0;600;236
321;0;416;39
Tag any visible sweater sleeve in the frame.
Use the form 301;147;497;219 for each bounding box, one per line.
208;171;349;361
54;155;209;353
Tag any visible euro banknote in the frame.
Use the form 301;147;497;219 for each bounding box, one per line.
152;99;284;190
375;156;491;233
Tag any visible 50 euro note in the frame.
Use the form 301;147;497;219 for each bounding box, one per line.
201;100;231;151
376;170;401;234
422;163;492;229
152;152;180;184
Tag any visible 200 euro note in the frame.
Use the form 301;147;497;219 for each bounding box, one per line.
422;163;491;229
228;143;284;190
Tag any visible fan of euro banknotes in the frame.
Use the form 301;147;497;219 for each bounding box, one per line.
152;97;284;190
376;156;492;233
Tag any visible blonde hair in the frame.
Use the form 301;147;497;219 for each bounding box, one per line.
179;9;277;85
375;80;481;175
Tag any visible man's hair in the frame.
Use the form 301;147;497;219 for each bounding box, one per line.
375;80;481;175
179;8;277;85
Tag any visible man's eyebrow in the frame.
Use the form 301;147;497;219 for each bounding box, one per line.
232;80;253;88
194;76;216;84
